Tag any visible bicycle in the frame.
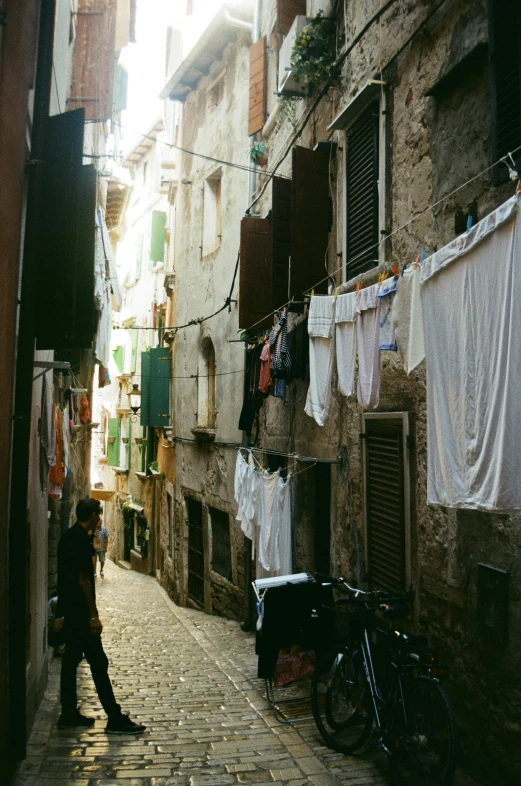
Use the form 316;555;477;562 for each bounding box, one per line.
310;575;457;786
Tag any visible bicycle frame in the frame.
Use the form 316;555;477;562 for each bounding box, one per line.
356;627;410;755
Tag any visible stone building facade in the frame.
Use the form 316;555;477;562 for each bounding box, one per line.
157;0;521;782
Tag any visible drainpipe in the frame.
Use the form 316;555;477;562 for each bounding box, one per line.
247;0;261;214
241;0;261;634
224;10;253;32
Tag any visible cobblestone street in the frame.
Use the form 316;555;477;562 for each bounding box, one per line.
11;561;480;786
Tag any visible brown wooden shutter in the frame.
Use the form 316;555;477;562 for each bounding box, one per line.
365;420;406;594
290;146;330;298
277;0;307;36
69;0;117;121
239;217;273;332
249;36;267;136
272;176;292;308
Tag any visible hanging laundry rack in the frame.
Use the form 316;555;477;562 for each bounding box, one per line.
246;446;340;464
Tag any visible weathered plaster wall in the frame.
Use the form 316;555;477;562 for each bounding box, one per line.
165;32;251;621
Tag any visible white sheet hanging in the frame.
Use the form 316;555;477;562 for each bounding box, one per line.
305;295;335;426
356;284;381;409
335;291;357;397
421;192;521;511
392;264;425;373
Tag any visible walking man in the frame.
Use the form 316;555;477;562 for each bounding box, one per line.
92;517;109;577
56;496;146;733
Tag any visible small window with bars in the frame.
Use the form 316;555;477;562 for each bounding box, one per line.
345;102;381;281
362;413;411;594
489;0;521;183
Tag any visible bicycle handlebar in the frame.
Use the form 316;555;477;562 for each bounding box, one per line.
315;573;414;609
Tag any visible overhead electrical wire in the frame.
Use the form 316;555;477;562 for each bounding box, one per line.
112;121;290;179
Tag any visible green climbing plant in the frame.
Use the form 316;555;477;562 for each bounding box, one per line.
290;12;337;88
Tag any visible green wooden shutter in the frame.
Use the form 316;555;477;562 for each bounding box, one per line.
150;211;167;263
140;347;170;427
107;418;120;466
113;345;124;373
130;328;139;373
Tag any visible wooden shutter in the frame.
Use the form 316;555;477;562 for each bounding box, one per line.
345;103;380;280
489;0;521;181
107;417;120;466
364;420;406;593
239;217;273;332
277;0;306;36
291;146;330;298
150;211;167;263
36;108;98;349
272;176;291;307
112;345;124;373
140;347;170;427
249;36;267;136
69;0;117;121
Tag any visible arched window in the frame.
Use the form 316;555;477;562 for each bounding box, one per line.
197;338;216;428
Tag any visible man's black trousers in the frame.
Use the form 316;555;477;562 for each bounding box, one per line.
60;629;120;718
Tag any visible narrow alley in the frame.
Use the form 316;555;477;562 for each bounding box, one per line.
12;562;479;786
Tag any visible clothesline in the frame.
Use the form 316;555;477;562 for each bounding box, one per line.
242;147;521;336
245;446;340;464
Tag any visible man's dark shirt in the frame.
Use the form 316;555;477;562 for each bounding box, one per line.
57;522;96;632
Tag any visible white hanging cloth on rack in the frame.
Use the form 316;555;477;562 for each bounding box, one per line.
392;264;425;373
335;291;357;397
305;295;336;425
356;283;381;409
421;192;521;511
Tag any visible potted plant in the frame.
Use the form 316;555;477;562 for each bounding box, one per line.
290;11;336;89
250;141;268;167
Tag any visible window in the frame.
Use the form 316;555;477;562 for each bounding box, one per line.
277;0;306;36
489;0;521;182
210;508;232;581
362;413;411;594
345;101;381;279
202;170;222;256
197;338;216;428
206;70;225;110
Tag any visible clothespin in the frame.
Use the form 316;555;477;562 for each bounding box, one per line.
334;287;339;300
401;262;407;276
420;248;426;265
466;215;473;233
310;288;315;298
414;254;421;269
516;180;521;194
356;279;363;293
391;264;399;278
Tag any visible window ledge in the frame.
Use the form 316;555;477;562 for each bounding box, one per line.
191;427;216;442
111;466;129;475
135;471;157;481
98;456;108;464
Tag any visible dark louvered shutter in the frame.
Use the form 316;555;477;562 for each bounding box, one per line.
291;146;330;298
272;176;291;308
140;348;170;427
277;0;306;35
365;420;406;593
489;0;521;182
36;109;98;349
345;103;380;280
239;217;273;332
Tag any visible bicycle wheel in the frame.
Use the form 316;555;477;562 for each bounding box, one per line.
389;675;457;786
311;647;374;754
